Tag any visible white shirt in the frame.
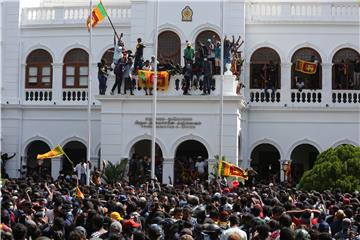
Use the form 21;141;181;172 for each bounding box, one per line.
74;163;88;179
195;161;206;174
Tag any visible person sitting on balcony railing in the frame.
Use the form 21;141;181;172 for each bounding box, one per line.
134;38;145;71
184;41;195;65
202;58;213;95
295;76;304;92
97;59;112;95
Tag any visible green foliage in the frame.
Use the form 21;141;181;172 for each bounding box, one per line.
299;145;360;192
102;158;128;184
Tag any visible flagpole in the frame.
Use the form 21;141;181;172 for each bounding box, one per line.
87;0;93;186
151;0;159;180
219;0;224;162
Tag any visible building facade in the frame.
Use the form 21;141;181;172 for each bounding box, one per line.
1;0;359;183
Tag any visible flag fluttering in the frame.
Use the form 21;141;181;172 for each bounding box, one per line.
295;59;318;74
37;145;65;160
75;186;84;199
87;0;108;31
219;160;248;180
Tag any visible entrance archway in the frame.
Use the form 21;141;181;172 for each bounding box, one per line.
250;144;281;183
129;140;163;183
290;144;319;182
62;141;87;174
25;140;51;179
174;140;209;185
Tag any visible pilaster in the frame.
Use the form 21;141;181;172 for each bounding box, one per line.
322;63;332;104
281;63;291;104
52;63;63;103
162;158;174;184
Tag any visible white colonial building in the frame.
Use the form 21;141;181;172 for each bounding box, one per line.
1;0;359;183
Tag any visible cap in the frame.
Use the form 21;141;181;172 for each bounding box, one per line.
343;198;350;205
110;212;123;222
123;219;141;228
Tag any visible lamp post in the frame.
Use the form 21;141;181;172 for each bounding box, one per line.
282;160;290;182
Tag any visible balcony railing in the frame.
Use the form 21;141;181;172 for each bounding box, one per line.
291;90;322;103
21;5;131;26
247;1;358;23
249;89;281;103
332;90;360;104
62;89;88;102
25;89;52;102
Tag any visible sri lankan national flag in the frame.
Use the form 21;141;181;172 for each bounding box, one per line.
87;0;108;31
295;59;318;74
37;145;64;160
219;160;248;180
75;186;85;199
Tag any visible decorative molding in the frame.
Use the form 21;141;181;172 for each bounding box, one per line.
285;138;322;160
248;138;284;160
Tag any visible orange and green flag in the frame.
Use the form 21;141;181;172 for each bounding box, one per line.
37;145;64;160
87;0;108;31
75;186;84;199
219;160;248;180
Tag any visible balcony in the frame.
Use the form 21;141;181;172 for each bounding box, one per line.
21;4;131;27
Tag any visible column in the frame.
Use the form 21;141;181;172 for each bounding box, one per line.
223;74;237;96
52;157;61;179
162;158;174;185
52;63;63;103
243;62;251;101
322;63;332;104
281;63;291;104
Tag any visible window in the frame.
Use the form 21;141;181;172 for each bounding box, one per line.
195;30;220;50
63;48;89;88
250;47;281;89
158;31;181;64
291;47;322;89
332;48;360;90
26;49;53;88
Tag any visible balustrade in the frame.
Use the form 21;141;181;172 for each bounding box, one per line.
62;89;88;102
332;90;360;104
290;90;322;103
249;89;281;103
25;89;52;102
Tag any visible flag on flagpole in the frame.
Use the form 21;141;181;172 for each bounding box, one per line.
37;145;65;160
87;0;108;31
75;186;84;199
219;160;248;180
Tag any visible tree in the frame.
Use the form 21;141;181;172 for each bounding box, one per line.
102;158;128;184
299;145;360;192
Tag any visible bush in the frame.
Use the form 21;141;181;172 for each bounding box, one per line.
102;158;128;184
299;145;360;192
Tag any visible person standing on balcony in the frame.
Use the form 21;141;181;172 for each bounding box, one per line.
202;58;213;95
123;57;134;95
337;59;348;89
182;62;192;95
113;36;124;66
97;59;111;95
111;56;126;95
214;41;221;75
184;41;195;65
134;38;145;72
354;59;360;89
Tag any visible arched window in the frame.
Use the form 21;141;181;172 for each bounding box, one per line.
291;47;322;90
101;48;114;65
63;48;89;88
250;47;281;89
195;30;220;49
332;48;360;90
157;31;181;64
26;49;53;88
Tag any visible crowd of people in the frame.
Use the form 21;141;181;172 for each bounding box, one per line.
1;163;360;240
97;34;245;96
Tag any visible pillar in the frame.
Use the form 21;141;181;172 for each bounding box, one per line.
322;63;332;104
52;157;61;179
162;158;174;185
281;63;291;104
52;63;63;103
